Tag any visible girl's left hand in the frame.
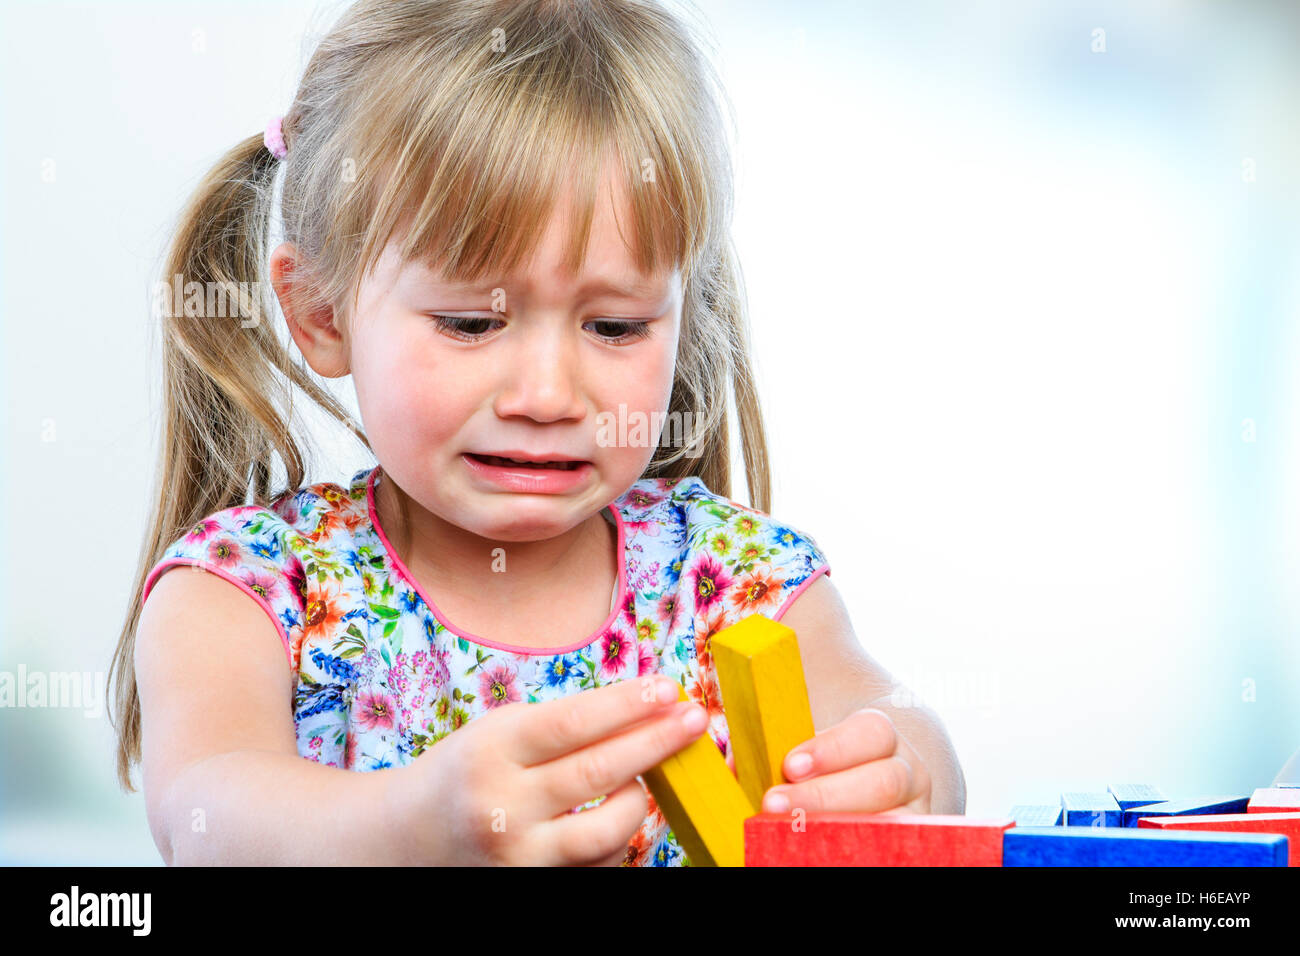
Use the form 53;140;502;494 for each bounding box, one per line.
758;707;932;816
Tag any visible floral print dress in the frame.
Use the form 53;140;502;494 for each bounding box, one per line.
142;465;831;865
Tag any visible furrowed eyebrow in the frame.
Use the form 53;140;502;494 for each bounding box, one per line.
574;277;668;300
419;268;667;302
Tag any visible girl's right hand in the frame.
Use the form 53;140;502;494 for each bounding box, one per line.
382;674;709;866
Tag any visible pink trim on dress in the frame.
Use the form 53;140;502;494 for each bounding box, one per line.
142;558;295;667
772;563;832;622
365;466;629;656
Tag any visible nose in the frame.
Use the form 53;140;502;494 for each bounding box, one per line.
492;322;588;424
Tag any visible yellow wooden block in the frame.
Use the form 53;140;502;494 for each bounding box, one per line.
711;613;816;812
642;683;754;867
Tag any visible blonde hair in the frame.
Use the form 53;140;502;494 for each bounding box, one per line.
110;0;773;792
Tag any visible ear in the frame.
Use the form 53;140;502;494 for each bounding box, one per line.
269;242;350;377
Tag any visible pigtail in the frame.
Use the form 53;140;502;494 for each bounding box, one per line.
108;130;365;793
646;237;772;515
717;243;772;516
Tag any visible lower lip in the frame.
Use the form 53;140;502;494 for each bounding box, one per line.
462;453;593;493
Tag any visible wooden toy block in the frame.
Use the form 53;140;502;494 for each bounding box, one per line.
642;683;754;867
1004;826;1288;867
1107;783;1166;810
1061;792;1122;827
1248;788;1300;813
1137;813;1300;866
1121;795;1251;827
711;613;816;812
745;812;1015;866
1008;805;1063;827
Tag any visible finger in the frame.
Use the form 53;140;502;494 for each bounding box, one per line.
590;849;632;867
505;674;683;765
542;777;649;866
588;839;638;868
529;698;710;818
781;707;898;783
762;753;917;814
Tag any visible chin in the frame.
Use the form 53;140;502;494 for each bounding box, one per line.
468;514;585;542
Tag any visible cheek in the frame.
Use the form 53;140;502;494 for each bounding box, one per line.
641;327;679;410
351;324;463;448
594;335;679;466
594;348;674;416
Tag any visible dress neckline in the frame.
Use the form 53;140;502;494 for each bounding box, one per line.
362;466;629;657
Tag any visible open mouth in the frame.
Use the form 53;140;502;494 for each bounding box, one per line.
466;453;586;471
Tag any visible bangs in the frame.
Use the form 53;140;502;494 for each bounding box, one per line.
351;5;713;290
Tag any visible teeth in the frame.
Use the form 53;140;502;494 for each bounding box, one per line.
480;455;578;470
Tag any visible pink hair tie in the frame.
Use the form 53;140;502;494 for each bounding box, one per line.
264;115;287;160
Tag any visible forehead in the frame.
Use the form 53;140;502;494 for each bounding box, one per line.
378;158;680;297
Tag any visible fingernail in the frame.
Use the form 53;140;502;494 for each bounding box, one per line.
787;752;813;778
654;677;679;702
765;791;791;813
681;705;708;733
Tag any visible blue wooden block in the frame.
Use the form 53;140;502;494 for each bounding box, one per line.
1008;805;1063;827
1107;783;1166;810
1004;827;1288;867
1061;792;1122;827
1121;795;1251;828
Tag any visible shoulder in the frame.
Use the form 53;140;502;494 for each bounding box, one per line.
147;468;366;577
139;466;376;670
614;474;830;621
263;466;374;543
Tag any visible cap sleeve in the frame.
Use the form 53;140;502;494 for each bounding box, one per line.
763;519;831;621
141;504;307;670
672;478;831;624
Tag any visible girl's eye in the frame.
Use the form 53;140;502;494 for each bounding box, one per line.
428;315;503;341
586;319;653;343
429;314;652;344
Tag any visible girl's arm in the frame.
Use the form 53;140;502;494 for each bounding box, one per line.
780;575;968;815
136;570;409;865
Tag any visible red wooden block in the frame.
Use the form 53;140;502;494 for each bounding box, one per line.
1137;812;1300;866
1248;788;1300;813
745;812;1015;866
